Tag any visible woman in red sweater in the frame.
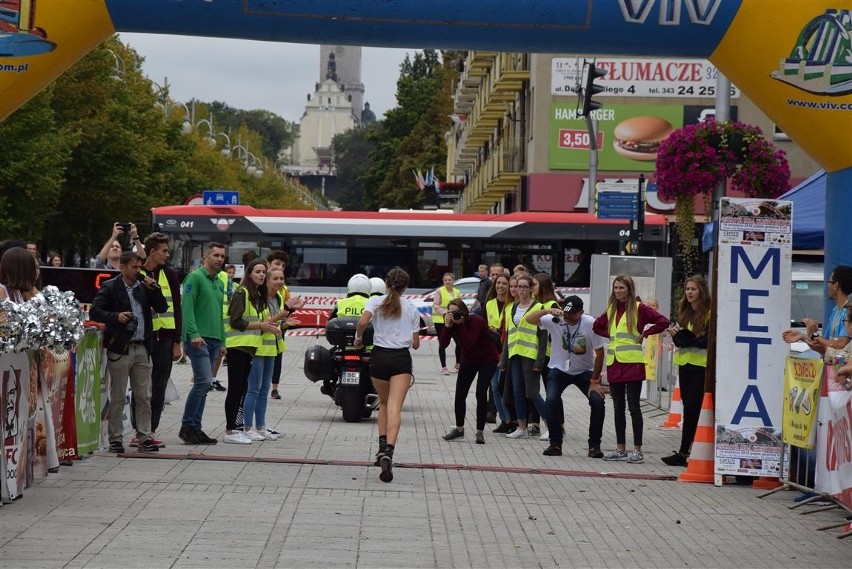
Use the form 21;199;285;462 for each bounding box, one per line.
593;275;669;464
440;299;501;444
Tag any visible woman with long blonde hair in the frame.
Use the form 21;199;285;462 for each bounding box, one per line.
354;268;421;483
593;275;669;464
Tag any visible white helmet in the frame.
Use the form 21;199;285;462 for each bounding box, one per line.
370;277;387;296
347;273;371;296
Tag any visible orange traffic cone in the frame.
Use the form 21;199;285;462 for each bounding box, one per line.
679;392;715;484
661;377;683;429
753;476;783;489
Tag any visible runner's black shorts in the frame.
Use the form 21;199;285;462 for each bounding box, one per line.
370;346;412;381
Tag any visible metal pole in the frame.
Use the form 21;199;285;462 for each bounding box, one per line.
636;173;646;255
708;74;732;285
586;117;598;211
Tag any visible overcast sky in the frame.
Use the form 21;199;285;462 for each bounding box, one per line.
119;34;413;123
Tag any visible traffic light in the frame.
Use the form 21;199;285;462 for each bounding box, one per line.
581;61;607;117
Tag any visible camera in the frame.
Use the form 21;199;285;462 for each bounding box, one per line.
118;222;132;232
125;315;138;335
551;315;562;324
451;312;464;322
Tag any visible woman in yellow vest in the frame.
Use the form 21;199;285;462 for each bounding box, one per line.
501;275;548;439
593;275;669;464
222;260;280;444
663;277;711;467
484;273;514;433
530;273;560;439
265;267;301;410
432;272;461;375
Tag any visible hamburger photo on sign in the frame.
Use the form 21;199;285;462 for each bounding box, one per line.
612;116;674;161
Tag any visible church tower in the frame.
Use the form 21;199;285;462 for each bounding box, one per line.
319;45;364;118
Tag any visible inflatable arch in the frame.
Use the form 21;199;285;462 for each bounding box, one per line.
1;0;850;275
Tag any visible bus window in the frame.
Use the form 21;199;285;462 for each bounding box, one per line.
350;248;415;281
291;247;347;286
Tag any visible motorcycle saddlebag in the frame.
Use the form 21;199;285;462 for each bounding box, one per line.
304;344;334;383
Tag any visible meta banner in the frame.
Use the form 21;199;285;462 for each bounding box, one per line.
714;198;793;478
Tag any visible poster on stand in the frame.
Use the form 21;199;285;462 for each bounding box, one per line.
1;352;31;500
714;198;793;478
75;332;101;455
782;356;822;449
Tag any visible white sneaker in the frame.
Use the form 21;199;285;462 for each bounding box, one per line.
506;427;529;439
223;431;252;445
244;428;267;441
539;429;550;441
257;428;281;441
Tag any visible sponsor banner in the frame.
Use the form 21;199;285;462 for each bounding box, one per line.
714;198;793;477
815;365;852;510
782;356;822;449
552;57;740;98
43;349;75;462
1;352;31;500
74;332;101;455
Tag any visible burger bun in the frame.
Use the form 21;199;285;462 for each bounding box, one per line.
612;116;674;161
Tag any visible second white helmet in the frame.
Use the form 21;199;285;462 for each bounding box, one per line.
347;273;371;296
370;277;387;296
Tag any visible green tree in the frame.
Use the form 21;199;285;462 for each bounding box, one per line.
331;124;377;210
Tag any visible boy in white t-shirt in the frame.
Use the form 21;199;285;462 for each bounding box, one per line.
525;295;607;457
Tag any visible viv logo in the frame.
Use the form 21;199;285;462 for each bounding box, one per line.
618;0;722;25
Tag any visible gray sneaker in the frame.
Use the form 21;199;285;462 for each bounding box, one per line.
602;449;628;461
627;450;645;464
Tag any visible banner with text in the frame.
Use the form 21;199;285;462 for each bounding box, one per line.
0;352;31;501
74;332;102;455
714;198;793;478
815;366;852;510
782;356;822;449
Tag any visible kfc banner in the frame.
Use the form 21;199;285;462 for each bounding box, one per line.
1;352;31;501
714;198;793;478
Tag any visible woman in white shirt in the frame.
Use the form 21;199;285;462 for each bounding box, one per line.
354;268;421;483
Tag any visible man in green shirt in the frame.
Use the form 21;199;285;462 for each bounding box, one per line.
179;242;227;445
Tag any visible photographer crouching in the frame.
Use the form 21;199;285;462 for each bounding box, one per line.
91;251;168;454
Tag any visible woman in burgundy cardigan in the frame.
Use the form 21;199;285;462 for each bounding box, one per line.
593;275;669;464
439;299;501;444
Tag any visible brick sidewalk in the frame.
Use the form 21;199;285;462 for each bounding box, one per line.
1;336;849;568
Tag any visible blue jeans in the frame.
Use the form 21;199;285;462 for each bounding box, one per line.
243;355;275;428
510;356;546;424
545;368;605;449
182;339;220;429
490;367;510;423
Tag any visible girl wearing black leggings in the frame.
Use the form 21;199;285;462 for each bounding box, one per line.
440;299;501;444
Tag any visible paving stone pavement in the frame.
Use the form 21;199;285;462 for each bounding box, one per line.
1;336;849;568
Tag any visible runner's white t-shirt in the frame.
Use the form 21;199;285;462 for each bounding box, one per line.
364;295;421;349
540;314;606;374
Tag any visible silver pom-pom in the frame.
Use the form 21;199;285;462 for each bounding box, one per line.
0;286;83;354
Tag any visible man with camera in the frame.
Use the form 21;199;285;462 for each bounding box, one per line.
525;295;607;458
91;251;168;453
96;222;146;269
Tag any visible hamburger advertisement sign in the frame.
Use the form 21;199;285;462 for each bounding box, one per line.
549;104;683;171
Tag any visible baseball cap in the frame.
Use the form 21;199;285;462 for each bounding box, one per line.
562;295;584;313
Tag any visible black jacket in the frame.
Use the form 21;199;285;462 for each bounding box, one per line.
91;274;168;356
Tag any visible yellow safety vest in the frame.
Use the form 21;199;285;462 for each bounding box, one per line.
540;299;560;358
273;289;287;354
506;302;542;359
224;288;262;350
219;271;231;320
605;302;645;365
485;298;509;331
337;295;367;317
142;268;175;331
257;303;278;357
674;318;709;367
432;286;460;319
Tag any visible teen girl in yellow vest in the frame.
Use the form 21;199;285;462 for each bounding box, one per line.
222;260;280;444
663;276;711;467
485;273;515;433
530;273;560;439
500;275;548;439
432;272;461;375
593;275;669;464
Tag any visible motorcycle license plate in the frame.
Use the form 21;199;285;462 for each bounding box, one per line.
341;371;360;385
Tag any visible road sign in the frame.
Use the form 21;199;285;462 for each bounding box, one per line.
202;190;240;206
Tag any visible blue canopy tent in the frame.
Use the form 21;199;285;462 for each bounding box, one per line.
780;170;825;250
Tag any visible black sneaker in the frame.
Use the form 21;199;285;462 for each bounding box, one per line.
661;451;688;466
137;439;160;453
379;455;393;483
475;431;485;444
492;422;512;434
588;448;604;459
442;428;464;441
178;426;199;445
270;390;282;400
543;445;562;456
211;380;226;392
109;441;125;454
485;411;497;424
194;430;218;445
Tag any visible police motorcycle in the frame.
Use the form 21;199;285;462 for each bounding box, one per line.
304;275;380;422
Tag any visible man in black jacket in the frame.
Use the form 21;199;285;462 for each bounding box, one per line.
91;251;168;454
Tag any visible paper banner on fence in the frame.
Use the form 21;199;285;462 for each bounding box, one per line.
75;332;101;455
782;356;822;449
815;365;852;510
43;349;74;462
1;352;31;500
